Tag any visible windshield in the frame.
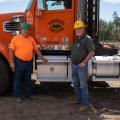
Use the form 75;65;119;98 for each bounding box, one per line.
37;0;72;11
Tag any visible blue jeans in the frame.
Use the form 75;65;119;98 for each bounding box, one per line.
13;57;33;97
72;63;89;106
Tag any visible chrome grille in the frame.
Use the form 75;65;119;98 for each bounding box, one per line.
3;21;20;32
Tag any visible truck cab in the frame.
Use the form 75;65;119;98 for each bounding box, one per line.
28;0;75;82
26;0;74;48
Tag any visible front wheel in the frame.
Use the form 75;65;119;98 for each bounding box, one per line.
0;58;10;94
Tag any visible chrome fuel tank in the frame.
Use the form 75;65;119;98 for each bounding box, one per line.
88;56;120;78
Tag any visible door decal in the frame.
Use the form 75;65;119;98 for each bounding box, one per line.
48;19;65;33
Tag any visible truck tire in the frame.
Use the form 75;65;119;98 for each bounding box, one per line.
0;58;10;94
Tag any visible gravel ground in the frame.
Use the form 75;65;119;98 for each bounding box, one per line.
0;82;120;120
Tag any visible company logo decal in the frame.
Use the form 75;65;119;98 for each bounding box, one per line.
48;19;65;33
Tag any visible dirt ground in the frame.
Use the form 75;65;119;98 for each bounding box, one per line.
0;81;120;120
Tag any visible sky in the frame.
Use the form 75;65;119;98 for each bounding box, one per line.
0;0;29;13
0;0;120;22
100;0;120;21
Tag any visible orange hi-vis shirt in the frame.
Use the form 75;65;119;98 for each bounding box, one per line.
10;34;38;61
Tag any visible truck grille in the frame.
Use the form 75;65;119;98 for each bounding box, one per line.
3;21;20;32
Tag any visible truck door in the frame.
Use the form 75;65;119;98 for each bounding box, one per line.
35;0;75;48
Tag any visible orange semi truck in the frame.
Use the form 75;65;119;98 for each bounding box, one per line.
0;0;119;94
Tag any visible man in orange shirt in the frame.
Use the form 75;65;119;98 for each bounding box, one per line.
9;23;47;103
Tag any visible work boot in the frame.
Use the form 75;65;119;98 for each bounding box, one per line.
79;105;89;112
15;97;22;103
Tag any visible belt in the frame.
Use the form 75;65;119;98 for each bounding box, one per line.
72;61;81;65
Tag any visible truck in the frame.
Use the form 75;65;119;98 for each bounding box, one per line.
0;0;119;94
